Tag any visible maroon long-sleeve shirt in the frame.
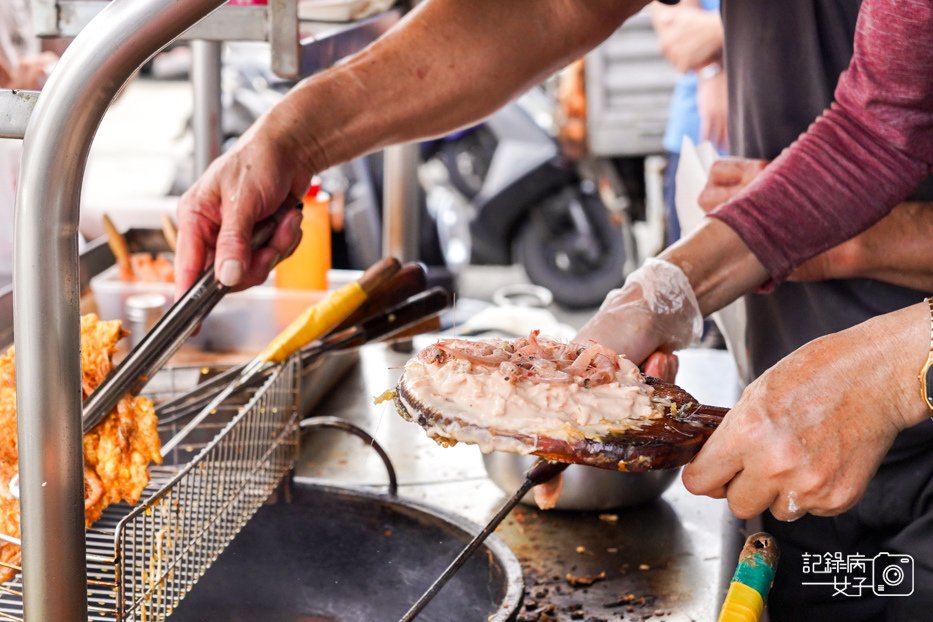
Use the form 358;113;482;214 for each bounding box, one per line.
710;0;933;282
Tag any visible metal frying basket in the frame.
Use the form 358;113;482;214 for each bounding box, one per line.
0;357;300;621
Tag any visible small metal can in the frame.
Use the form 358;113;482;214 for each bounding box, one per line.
125;293;167;348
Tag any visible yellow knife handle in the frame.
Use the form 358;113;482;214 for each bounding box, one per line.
718;582;764;622
718;532;779;622
258;281;367;363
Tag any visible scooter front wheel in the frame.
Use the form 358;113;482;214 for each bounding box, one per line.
516;189;629;309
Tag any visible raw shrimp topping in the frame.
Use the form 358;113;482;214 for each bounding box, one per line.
403;332;660;454
419;330;635;388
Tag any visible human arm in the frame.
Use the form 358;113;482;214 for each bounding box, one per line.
681;301;932;520
700;158;933;291
174;0;648;294
0;51;57;90
696;66;728;151
579;0;932;359
710;0;933;282
787;201;933;291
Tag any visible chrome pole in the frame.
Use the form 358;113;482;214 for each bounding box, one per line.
382;142;421;262
13;0;224;619
191;40;223;175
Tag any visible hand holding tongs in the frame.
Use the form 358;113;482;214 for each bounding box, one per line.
82;196;306;433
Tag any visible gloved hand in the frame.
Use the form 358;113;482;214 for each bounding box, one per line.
575;258;703;367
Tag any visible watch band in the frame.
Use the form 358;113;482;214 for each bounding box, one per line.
921;297;933;412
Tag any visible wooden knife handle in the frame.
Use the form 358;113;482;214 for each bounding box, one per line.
102;214;134;280
333;262;428;333
358;257;402;295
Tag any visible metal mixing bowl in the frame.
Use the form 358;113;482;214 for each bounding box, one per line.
483;452;679;511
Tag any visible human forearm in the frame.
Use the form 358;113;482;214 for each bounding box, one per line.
174;0;649;292
266;0;646;173
659;218;769;315
711;0;933;282
789;201;933;291
710;105;929;282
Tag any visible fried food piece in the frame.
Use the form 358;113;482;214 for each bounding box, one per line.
0;314;162;583
0;315;125;395
79;314;125;398
129;253;174;283
0;349;14;390
0;389;17;465
83;395;161;525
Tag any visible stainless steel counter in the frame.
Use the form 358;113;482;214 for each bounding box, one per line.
297;343;743;621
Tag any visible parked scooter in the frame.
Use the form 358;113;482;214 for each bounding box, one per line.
414;88;636;308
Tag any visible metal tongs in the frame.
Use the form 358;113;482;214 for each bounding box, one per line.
154;254;403;455
83;196;305;433
157;286;449;426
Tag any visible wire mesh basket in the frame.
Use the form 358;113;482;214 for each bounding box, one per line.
0;357;300;621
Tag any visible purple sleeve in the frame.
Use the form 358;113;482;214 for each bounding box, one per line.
710;0;933;282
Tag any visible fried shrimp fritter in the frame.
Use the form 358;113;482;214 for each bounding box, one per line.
0;314;162;583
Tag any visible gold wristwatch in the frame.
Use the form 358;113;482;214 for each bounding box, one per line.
922;297;933;412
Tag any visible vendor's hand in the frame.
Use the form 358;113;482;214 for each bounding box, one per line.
643;351;678;383
575;258;703;366
682;305;927;521
174;120;311;298
697;158;768;213
651;4;723;73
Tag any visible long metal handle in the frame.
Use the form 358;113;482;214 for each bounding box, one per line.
399;459;567;621
83;198;300;432
13;0;227;618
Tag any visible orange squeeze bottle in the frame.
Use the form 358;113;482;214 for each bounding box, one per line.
275;180;331;291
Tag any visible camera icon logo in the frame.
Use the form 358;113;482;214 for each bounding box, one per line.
872;553;914;596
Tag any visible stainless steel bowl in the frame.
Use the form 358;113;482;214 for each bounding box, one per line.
483;452;679;511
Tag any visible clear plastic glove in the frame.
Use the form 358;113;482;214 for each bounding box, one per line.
575;258;703;366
